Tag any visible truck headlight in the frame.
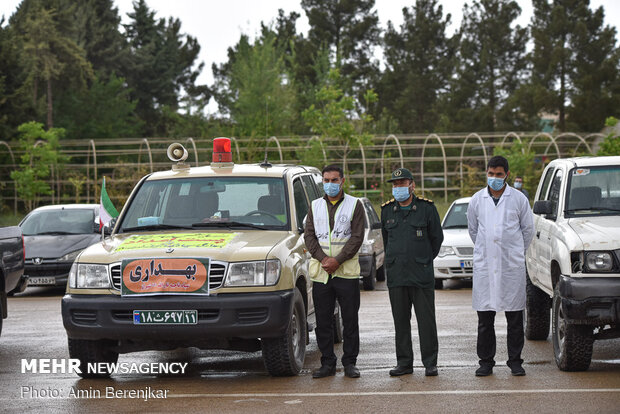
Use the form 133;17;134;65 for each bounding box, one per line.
438;246;455;258
69;263;111;289
225;259;281;286
584;252;614;272
60;250;81;262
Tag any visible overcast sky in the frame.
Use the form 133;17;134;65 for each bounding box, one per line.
2;0;619;113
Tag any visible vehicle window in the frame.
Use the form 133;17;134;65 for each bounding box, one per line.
547;169;564;218
442;203;468;229
362;200;379;227
293;179;309;229
301;175;320;201
565;165;620;217
20;209;96;235
312;172;325;197
537;167;555;201
119;177;289;230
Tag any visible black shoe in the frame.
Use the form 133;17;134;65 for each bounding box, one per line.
425;366;438;376
510;365;526;376
475;365;493;377
312;365;336;378
344;364;360;378
389;366;413;376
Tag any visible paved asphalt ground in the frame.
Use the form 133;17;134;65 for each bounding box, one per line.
1;280;619;413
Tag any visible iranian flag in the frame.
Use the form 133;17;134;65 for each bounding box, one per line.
99;177;119;230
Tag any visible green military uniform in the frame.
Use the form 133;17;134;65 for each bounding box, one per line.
381;168;444;370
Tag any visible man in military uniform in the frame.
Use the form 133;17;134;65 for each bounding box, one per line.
381;167;444;377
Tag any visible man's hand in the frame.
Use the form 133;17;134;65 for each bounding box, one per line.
321;257;340;274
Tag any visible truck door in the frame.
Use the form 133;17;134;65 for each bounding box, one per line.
529;166;555;283
537;168;564;291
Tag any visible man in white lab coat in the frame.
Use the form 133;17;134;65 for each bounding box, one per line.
467;156;535;377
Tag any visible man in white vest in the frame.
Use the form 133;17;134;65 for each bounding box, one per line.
468;155;535;377
304;165;365;378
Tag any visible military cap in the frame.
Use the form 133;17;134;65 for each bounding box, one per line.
387;167;414;182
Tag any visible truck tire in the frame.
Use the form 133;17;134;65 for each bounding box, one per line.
261;288;307;376
525;274;550;340
362;257;377;291
552;286;593;371
333;300;344;344
68;338;119;378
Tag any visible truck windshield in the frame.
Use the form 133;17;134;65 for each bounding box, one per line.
443;202;469;229
119;177;289;232
20;208;96;236
565;166;620;216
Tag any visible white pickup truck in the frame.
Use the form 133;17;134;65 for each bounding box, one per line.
525;156;620;371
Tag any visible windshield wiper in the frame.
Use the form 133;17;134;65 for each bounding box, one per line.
35;231;74;235
121;224;194;232
565;206;620;213
443;225;468;229
192;221;264;230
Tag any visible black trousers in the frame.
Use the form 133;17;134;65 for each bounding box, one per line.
388;286;438;368
312;277;360;367
477;310;524;368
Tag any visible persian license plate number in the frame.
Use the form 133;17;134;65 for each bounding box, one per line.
27;277;56;285
133;310;197;325
460;260;473;268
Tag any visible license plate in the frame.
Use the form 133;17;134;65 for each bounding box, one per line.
27;277;56;285
133;310;197;325
460;260;473;268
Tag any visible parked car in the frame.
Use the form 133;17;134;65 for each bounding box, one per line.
358;197;385;290
0;226;24;336
17;204;100;292
525;156;620;371
433;197;473;289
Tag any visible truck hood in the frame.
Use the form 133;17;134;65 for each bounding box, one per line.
568;216;620;250
77;230;290;264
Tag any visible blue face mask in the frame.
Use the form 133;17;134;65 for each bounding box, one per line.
323;182;341;197
487;177;505;191
392;186;410;202
514;181;522;189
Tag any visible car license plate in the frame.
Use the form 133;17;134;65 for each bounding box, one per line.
460;260;473;268
133;310;197;325
27;277;56;285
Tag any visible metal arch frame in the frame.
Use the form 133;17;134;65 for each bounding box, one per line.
267;136;283;163
380;134;404;185
421;134;448;202
499;132;524;151
138;138;153;172
554;132;593;156
33;140;56;204
306;135;327;164
185;137;199;166
528;133;560;158
86;139;98;203
459;133;488;189
0;140;18;214
340;140;368;196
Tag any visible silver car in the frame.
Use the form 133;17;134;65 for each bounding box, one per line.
358;197;385;291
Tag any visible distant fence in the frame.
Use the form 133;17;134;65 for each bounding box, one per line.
0;132;603;214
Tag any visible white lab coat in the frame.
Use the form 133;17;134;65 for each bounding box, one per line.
467;185;535;311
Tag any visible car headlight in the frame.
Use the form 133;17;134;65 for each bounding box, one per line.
69;263;111;289
438;246;455;258
224;259;281;287
60;250;82;262
584;252;614;272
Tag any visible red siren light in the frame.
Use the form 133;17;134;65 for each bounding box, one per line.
212;137;232;163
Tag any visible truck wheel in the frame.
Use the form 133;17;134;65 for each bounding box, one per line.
261;288;307;376
68;338;119;378
525;273;550;340
552;286;593;371
362;257;377;291
333;300;344;344
376;264;385;282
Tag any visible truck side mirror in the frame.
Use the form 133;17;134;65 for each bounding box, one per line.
533;200;552;215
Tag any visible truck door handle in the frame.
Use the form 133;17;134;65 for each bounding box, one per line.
536;231;541;239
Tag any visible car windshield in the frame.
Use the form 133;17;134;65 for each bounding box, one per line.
443;202;469;229
20;208;96;236
119;176;289;232
565;165;620;216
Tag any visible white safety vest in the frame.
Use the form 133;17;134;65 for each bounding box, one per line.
309;194;361;283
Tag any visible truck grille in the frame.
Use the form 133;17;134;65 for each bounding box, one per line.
109;261;227;291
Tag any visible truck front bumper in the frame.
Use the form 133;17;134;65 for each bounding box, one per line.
558;275;620;325
62;290;294;343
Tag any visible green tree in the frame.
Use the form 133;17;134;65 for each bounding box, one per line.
598;116;620;155
10;121;68;210
379;0;456;133
494;141;540;198
444;0;528;132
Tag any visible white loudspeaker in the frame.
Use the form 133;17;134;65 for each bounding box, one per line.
167;143;188;162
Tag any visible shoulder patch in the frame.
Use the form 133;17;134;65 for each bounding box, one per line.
381;198;395;207
419;197;434;204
